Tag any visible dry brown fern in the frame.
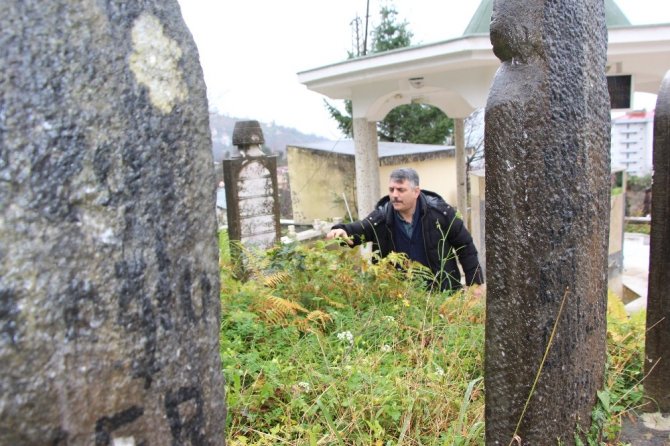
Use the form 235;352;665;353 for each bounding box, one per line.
254;294;307;326
293;318;312;333
306;310;333;329
320;295;346;309
263;271;291;289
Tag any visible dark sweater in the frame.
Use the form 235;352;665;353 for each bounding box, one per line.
392;207;429;267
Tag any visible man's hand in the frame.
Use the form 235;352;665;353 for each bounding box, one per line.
326;228;354;246
467;283;486;298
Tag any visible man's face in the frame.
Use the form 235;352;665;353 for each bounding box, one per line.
388;179;420;214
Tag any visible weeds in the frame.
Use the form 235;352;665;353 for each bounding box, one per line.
219;234;646;445
576;292;646;445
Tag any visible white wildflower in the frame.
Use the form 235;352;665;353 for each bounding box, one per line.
435;365;445;377
336;330;354;345
383;315;395;323
297;381;311;392
381;344;392;353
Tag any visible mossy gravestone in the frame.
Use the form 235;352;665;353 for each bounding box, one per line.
0;2;225;444
645;71;670;413
485;0;610;444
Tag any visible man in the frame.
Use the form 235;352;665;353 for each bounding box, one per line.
326;167;484;292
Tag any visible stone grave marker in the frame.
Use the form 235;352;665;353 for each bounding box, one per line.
0;2;225;444
484;1;611;443
222;120;281;272
644;70;670;413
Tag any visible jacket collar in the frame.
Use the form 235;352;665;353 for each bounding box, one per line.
381;192;428;226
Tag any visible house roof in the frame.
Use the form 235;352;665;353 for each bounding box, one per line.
463;0;631;36
613;110;655;122
289;140;455;158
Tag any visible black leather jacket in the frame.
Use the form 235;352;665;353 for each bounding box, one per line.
332;190;484;290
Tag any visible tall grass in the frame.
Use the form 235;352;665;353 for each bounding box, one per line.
218;234;645;445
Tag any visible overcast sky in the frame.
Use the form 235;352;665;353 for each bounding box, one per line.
176;0;670;139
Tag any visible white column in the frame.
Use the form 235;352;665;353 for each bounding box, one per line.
352;118;380;217
454;118;468;228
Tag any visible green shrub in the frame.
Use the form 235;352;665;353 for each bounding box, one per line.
626;175;652;192
219;239;644;445
624;223;650;235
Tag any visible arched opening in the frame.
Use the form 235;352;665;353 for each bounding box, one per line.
376;103;454;145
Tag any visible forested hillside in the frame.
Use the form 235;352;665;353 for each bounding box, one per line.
209;112;328;164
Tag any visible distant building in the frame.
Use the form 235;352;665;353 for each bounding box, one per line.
287;140;458;225
611;110;654;177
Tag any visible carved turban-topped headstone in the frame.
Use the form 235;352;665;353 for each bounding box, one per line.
644;71;670;413
223;121;281;258
484;1;610;444
0;2;225;444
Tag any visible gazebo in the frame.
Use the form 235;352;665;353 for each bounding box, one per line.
298;0;670;221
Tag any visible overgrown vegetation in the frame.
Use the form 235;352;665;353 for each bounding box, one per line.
626;174;652;192
218;233;646;445
624;223;650;235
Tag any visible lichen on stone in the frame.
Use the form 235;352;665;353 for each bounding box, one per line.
129;13;187;114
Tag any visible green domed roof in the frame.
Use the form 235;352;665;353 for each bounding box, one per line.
462;0;631;36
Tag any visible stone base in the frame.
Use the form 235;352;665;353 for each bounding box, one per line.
620;412;670;445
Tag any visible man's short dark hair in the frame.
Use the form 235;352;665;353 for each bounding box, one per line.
389;168;420;188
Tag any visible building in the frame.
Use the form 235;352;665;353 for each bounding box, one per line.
298;0;670;220
611;110;655;177
287;140;458;225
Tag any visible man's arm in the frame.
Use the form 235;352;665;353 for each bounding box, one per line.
326;211;381;247
444;211;484;286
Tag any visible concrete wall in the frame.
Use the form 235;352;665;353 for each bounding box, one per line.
609;188;626;295
470;170;486;277
288;145;458;224
287;147;357;224
379;157;458;208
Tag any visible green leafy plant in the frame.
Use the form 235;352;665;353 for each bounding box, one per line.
218;232;646;445
575;292;646;445
220;236;484;445
626;174;652;192
624;223;650;235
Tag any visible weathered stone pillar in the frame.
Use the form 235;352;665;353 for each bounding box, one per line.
455;118;468;227
0;2;225;444
644;70;670;412
484;1;610;444
353;118;380;217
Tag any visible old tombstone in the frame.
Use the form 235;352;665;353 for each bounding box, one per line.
0;2;225;444
644;70;670;413
484;1;610;444
223;121;281;265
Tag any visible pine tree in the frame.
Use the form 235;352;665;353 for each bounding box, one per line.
326;5;452;144
371;6;412;52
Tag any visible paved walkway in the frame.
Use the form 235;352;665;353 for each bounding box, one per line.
622;233;650;313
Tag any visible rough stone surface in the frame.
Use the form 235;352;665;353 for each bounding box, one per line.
0;1;225;444
484;1;610;444
644;71;670;413
621;413;670;445
232;120;265;147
